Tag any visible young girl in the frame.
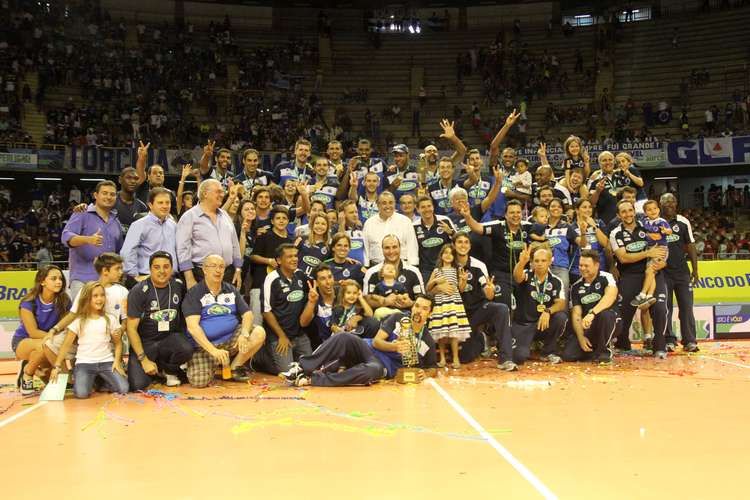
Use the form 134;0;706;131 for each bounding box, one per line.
562;135;590;185
296;214;331;279
49;282;129;399
12;265;71;395
529;206;550;243
427;244;471;368
330;281;374;336
506;159;532;198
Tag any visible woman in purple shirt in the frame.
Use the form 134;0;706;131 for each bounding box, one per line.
13;265;71;394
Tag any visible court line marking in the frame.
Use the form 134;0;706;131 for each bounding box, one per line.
427;378;558;500
701;355;750;370
0;401;47;429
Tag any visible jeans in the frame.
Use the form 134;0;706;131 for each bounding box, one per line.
73;362;129;399
260;334;313;374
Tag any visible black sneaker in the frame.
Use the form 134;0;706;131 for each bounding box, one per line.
665;343;677;352
655;350;667;360
16;360;28;389
231;366;252;382
594;353;612;364
279;362;304;383
684;342;700;353
20;376;35;395
497;360;519;371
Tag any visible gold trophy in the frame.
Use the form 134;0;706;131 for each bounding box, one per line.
396;316;422;384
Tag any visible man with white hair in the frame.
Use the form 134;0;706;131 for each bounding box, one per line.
176;179;242;289
362;191;419;266
588;151;620;224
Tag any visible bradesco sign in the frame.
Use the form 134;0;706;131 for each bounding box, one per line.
692;261;750;305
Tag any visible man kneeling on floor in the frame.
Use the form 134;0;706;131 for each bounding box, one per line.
563;249;620;363
182;254;266;387
280;294;437;387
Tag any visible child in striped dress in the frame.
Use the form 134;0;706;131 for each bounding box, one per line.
427;244;471;368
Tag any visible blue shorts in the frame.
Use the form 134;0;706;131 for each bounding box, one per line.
11;335;24;353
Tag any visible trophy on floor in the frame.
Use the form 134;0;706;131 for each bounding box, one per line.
396;316;422;384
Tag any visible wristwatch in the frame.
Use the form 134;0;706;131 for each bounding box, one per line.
137;352;146;361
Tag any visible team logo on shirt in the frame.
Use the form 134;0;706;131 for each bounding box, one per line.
548;237;562;246
150;300;158;309
673;225;680;233
422;237;444;248
351;240;363;249
546;282;553;291
321;247;328;255
531;291;551;302
297;280;304;287
638;231;646;238
581;293;602;305
114;303;120;310
436;226;445;234
509;241;525;250
398;275;407;284
143;285;149;293
173;294;179;304
342;269;351;278
150;309;177;322
303;256;321;267
207;304;231;315
666;234;680;243
466;271;473;281
626;241;647;252
287;290;304;302
594;282;601;290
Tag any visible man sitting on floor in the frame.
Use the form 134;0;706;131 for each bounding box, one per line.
280;294;436;387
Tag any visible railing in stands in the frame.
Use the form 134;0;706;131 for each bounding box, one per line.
0;261;69;271
700;253;750;260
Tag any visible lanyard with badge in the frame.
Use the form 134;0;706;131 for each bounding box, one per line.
152;279;172;332
533;274;549;313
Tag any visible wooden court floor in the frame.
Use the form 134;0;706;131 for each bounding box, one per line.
2;341;750;500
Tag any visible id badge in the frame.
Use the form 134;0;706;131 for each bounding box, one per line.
158;320;170;332
418;340;429;357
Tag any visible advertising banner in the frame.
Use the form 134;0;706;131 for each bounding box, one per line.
666;135;750;167
692;260;750;305
714;304;750;339
628;305;714;341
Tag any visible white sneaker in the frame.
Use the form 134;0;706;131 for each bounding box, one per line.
165;374;181;387
546;354;562;364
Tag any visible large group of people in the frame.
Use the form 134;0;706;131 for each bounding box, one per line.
10;111;706;396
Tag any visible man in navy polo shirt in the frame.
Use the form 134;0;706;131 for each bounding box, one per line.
563;249;620;363
260;243;313;373
511;246;568;364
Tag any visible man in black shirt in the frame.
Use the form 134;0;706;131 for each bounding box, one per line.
461;199;531;309
588;151;619;224
260;243;313;373
511;246;568;364
114;167;148;230
126;251;194;390
660;193;700;352
414;196;455;281
610;200;669;357
563;249;620;363
363;235;425;318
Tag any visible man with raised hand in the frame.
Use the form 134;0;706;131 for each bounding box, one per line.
134;141;177;211
199;139;234;189
511;246;568;365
